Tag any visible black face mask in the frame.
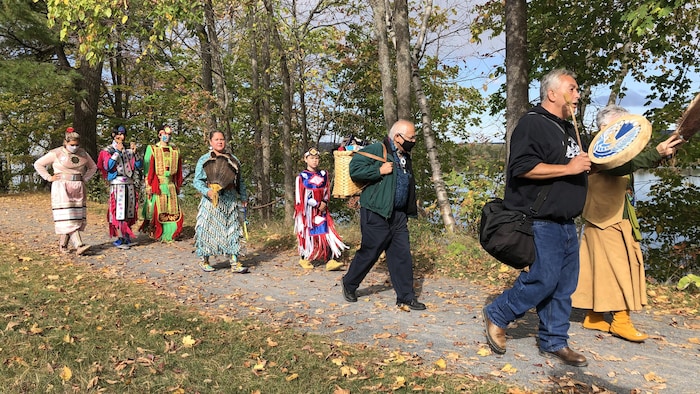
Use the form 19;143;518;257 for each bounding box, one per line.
399;139;416;153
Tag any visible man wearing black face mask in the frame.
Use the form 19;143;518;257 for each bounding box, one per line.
341;119;426;311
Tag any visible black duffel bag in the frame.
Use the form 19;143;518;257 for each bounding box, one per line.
479;198;535;270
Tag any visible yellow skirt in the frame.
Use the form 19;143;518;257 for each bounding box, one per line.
572;220;647;312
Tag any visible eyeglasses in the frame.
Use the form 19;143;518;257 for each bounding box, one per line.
399;133;416;142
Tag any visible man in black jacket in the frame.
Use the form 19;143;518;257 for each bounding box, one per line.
482;69;591;366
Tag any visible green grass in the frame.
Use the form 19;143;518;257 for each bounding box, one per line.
0;244;511;393
6;192;694;393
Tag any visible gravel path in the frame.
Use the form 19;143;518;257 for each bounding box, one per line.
2;194;698;393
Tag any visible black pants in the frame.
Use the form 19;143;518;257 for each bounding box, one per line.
343;207;415;303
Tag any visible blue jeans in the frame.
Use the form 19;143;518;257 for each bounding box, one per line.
485;220;580;352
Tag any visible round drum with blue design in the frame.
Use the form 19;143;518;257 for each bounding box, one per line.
589;114;651;169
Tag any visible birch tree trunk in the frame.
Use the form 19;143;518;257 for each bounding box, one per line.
411;0;455;232
368;0;397;129
394;0;411;120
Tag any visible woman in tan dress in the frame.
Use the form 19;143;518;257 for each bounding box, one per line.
572;105;682;342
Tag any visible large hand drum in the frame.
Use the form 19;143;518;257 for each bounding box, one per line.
676;92;700;141
589;114;652;170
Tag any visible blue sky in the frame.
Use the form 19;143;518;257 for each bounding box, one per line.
438;1;696;142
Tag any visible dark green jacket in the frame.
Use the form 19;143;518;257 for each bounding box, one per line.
348;138;417;219
603;147;663;222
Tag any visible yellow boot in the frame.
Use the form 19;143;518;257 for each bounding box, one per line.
325;259;344;271
299;259;314;269
610;310;648;342
582;310;610;332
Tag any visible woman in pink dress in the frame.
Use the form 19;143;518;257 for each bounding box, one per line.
34;127;97;255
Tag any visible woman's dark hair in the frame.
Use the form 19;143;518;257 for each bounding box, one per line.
112;125;127;138
208;130;225;140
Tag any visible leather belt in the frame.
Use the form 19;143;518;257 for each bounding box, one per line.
59;174;82;181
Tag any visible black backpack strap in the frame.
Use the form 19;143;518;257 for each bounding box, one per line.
530;184;552;216
525;112;569;216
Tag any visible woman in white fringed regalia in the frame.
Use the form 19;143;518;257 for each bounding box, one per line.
34;127;97;255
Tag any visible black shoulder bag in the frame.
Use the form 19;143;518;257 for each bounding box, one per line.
479;113;570;269
478;186;551;269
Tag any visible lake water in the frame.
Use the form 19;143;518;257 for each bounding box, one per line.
632;168;700;202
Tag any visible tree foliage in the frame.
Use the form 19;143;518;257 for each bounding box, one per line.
2;0;486;226
637;167;700;283
471;0;700;134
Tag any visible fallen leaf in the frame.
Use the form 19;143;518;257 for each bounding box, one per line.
182;335;196;348
435;359;447;369
391;376;406;390
333;386;350;394
644;372;666;383
253;359;267;371
286;373;299;381
341;365;358;377
87;376;99;389
501;363;517;374
59;366;72;382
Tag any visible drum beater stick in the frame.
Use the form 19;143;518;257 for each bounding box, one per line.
563;93;583;150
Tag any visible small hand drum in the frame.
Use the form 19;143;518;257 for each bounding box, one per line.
589;114;652;170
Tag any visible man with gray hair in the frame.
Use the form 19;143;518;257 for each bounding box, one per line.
482;69;591;366
341;119;426;311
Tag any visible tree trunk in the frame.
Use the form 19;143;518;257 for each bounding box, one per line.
204;0;232;140
297;57;310;152
368;0;397;129
196;21;218;138
248;7;264;215
411;0;455;232
264;0;295;225
504;0;529;167
73;59;103;161
394;0;411;120
411;64;455;232
260;9;273;221
108;39;127;120
607;43;632;106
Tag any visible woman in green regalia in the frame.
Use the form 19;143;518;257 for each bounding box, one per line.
140;125;183;242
